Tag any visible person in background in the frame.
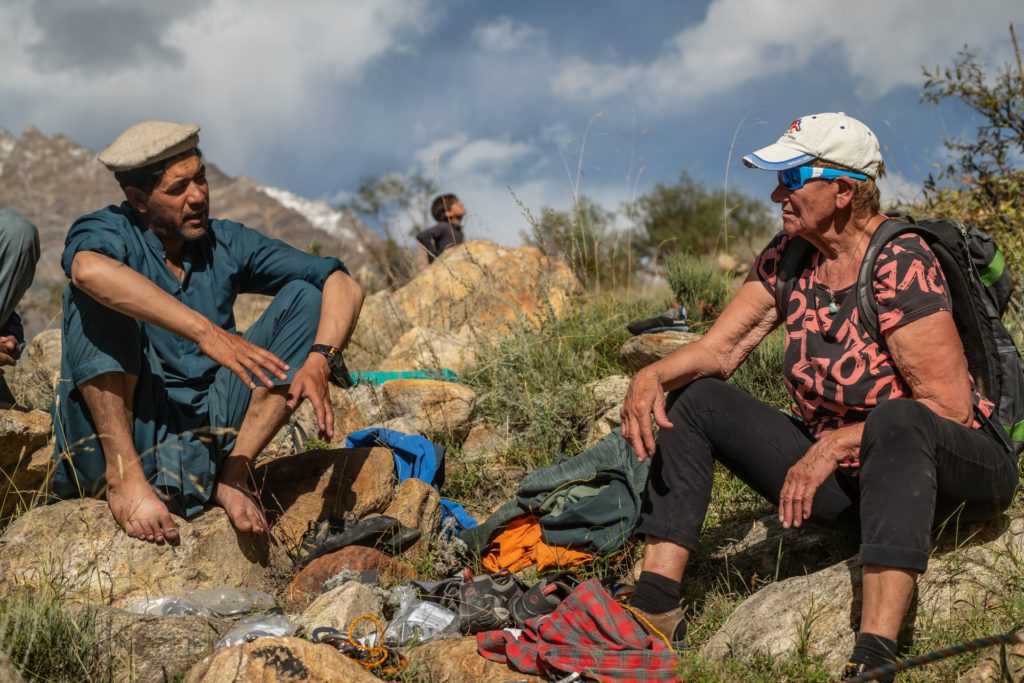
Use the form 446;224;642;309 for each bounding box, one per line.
0;207;41;406
416;193;466;262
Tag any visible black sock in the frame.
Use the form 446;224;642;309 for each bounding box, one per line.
628;571;681;614
849;633;898;680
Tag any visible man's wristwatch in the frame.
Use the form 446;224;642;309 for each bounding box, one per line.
310;344;353;388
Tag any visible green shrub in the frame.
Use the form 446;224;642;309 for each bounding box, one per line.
665;254;733;329
728;328;790;411
465;294;662;471
0;589;110;682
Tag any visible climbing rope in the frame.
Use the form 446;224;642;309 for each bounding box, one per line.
842;628;1024;682
311;613;408;675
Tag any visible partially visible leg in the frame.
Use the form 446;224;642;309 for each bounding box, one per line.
859;566;915;640
212;385;290;533
52;286;179;544
0;209;40;403
209;281;323;533
79;371;179;543
632;379;856;615
852;398;1017;673
0;208;40;329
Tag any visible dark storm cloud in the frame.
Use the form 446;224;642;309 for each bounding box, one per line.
27;0;210;73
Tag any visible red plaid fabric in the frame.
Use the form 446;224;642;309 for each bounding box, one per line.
477;578;682;682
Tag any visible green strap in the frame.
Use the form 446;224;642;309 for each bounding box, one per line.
1007;418;1024;443
349;369;460;386
980;250;1006;286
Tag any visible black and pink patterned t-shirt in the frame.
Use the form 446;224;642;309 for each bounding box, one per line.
750;230;995;466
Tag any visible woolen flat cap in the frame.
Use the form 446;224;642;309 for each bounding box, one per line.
98;120;200;172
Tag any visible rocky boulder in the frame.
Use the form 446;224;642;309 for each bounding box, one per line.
0;499;290;608
0;408;53;518
701;516;1023;672
185;636;383;682
9;329;61;411
582;375;629;447
619;330;702;373
378;326;477;375
255;447;395;554
286;546;415;602
382;478;443;559
380;379;475;438
960;641;1024;682
86;605;230;683
348;241;580;369
292;581;382;634
0;651;24;683
407;636;545;682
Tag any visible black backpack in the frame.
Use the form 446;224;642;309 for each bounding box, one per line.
775;218;1024;455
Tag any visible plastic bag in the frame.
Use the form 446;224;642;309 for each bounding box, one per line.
215;613;297;649
185;586;276;617
127;596;217;618
382;586;459;646
126;586;276;619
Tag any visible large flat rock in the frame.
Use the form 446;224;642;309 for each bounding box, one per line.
701;516;1023;672
0;499;290;608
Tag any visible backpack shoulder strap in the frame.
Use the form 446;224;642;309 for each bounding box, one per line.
855;219;917;344
774;236;814;319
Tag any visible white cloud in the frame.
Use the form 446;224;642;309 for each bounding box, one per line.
878;170;923;206
551;0;1022;108
0;0;431;171
407;131;631;245
472;16;544;52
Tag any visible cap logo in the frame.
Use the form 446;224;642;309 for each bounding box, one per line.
787;118;802;133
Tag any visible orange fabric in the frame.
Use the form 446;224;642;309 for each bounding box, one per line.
482;515;594;573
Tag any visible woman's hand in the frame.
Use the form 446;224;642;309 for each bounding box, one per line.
778;424;861;528
620;367;675;461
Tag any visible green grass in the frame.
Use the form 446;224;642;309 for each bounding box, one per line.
0;589;111;682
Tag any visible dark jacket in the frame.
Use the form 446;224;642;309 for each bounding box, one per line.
416;221;464;260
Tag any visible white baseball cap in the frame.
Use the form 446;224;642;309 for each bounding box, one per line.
742;112;883;178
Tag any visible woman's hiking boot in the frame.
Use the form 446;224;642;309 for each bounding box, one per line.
841;659;896;682
626;604;688;649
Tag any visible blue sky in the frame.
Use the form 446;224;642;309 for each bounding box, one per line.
2;0;1021;246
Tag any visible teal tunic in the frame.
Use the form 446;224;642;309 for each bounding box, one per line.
51;203;346;516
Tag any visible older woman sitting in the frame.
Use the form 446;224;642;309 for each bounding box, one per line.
620;112;1017;679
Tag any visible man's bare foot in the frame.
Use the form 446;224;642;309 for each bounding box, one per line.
107;479;180;543
213;457;268;534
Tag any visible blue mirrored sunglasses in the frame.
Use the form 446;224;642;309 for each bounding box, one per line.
777;166;868;190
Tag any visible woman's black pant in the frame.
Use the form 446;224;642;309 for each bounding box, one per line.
636;378;1018;573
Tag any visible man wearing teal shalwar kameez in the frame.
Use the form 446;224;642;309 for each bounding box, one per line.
51;121;364;544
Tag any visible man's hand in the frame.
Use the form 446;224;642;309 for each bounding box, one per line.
196;324;289;390
286;353;334;439
620;367;674;461
0;335;19;366
778;426;860;528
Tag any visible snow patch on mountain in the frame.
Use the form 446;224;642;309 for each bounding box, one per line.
258;185;366;253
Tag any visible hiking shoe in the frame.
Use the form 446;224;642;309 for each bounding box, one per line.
627;604;687;648
457;571;526;634
509;571;580;628
841;660;896;682
295;515;353;566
